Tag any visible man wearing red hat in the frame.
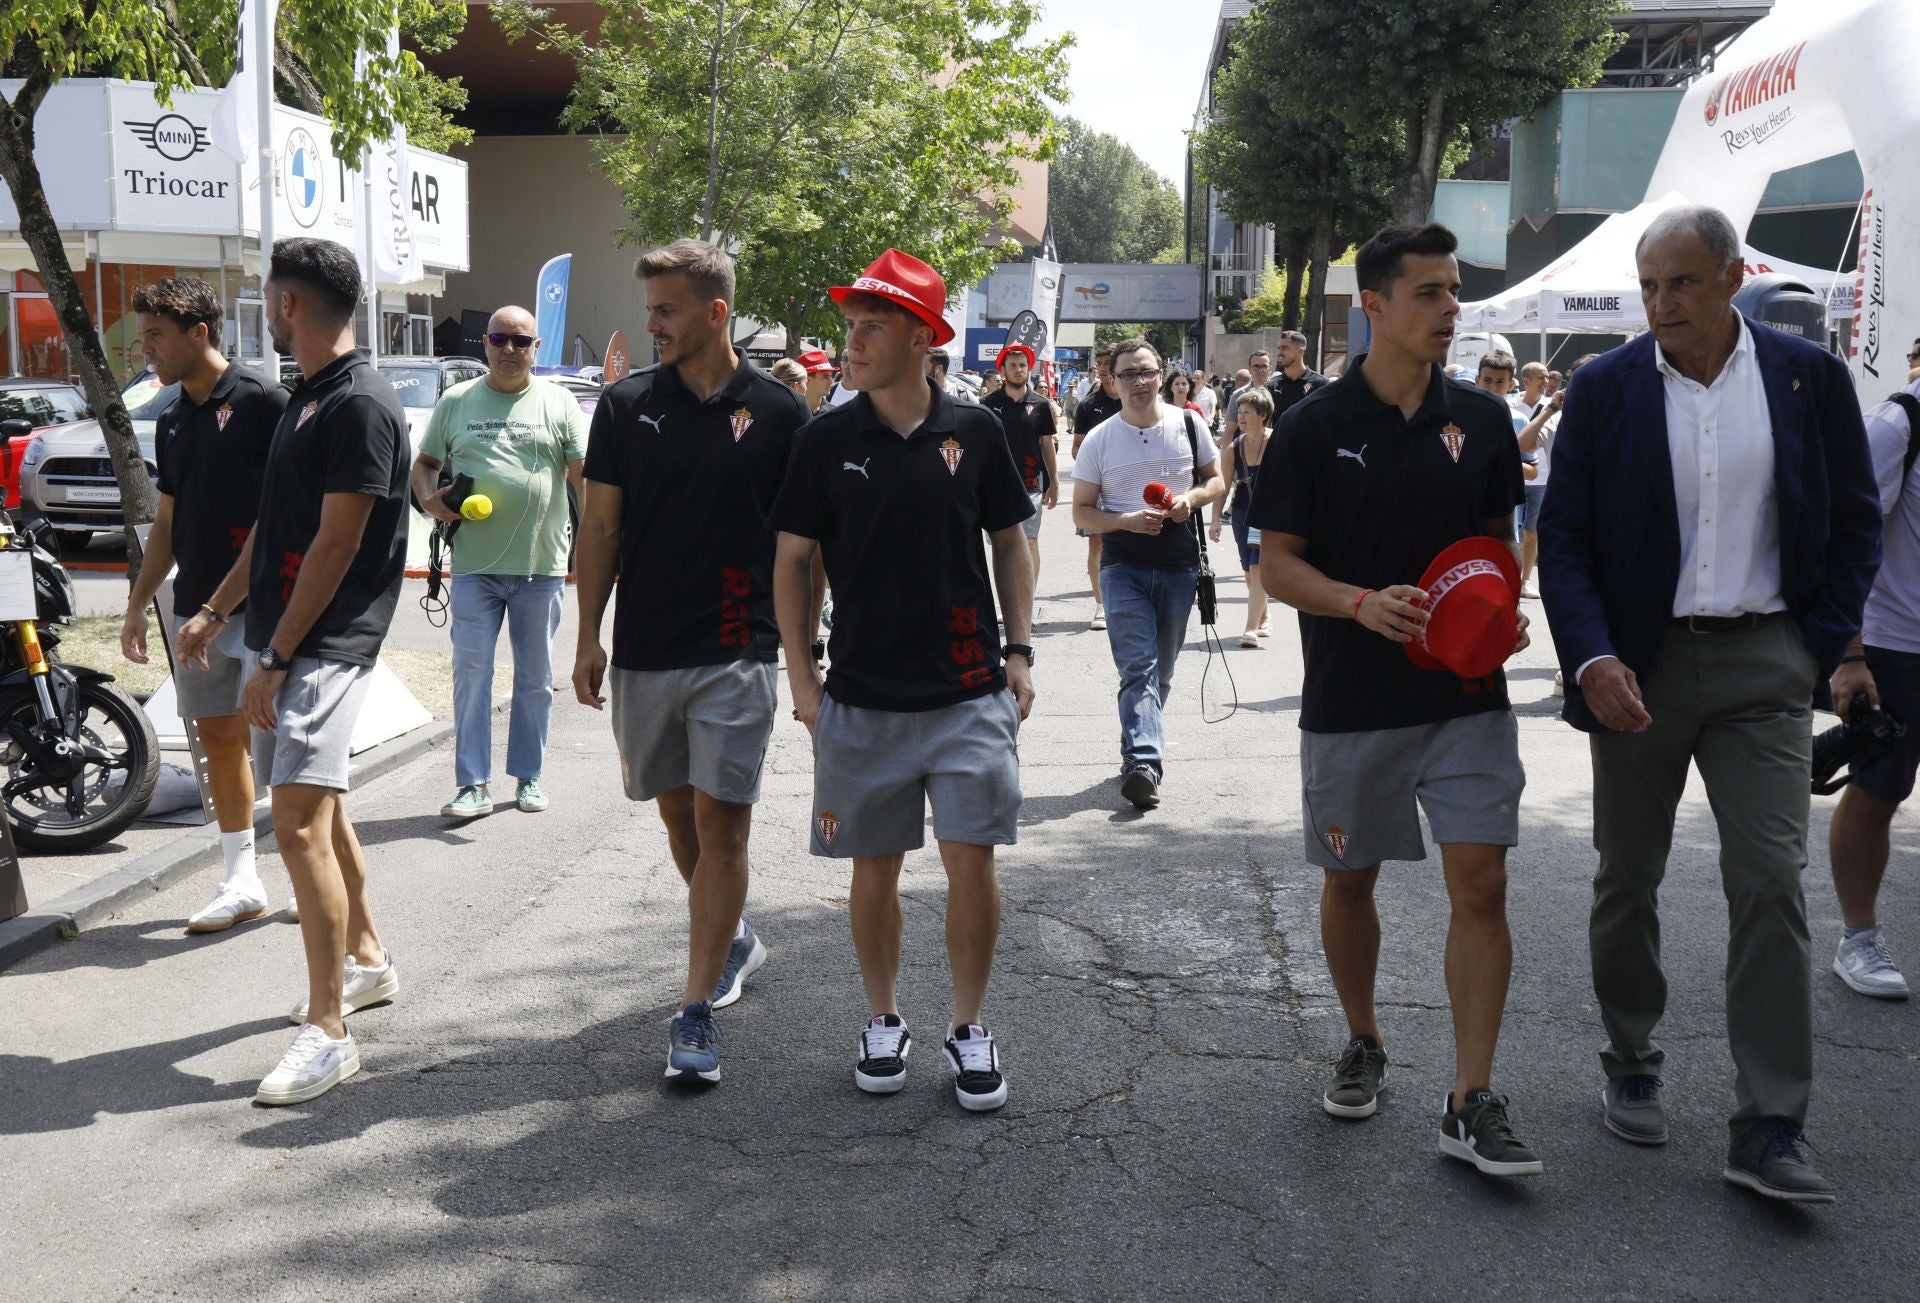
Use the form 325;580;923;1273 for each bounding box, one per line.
771;248;1037;1113
981;342;1061;596
1251;223;1541;1178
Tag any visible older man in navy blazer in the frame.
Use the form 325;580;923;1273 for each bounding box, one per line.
1538;204;1880;1205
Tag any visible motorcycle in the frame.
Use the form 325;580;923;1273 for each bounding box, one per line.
0;419;160;850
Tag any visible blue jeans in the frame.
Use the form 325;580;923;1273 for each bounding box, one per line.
450;573;566;787
1100;561;1198;778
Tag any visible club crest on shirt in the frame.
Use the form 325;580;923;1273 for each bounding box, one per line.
818;810;840;845
1440;423;1464;463
940;437;964;476
1325;825;1350;859
730;407;754;441
215;403;233;432
296;401;318;429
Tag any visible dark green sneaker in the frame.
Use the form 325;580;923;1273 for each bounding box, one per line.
1724;1121;1836;1204
1602;1073;1668;1145
1439;1089;1543;1176
1322;1034;1388;1119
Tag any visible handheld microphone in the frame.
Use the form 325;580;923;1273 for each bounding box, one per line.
1143;481;1175;512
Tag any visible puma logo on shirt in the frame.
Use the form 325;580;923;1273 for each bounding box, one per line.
1337;445;1368;469
634;413;665;435
843;458;872;479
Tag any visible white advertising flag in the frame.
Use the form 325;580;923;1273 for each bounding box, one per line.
368;29;422;286
211;0;279;164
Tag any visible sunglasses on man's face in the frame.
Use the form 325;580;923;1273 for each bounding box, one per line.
487;332;536;350
1909;350;1920;362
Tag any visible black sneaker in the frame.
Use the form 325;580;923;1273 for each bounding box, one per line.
1439;1089;1543;1176
1120;765;1160;811
1724;1120;1836;1204
1322;1034;1388;1119
854;1014;911;1094
942;1024;1008;1112
1601;1073;1668;1145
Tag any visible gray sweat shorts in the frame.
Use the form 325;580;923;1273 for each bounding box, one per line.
609;660;778;805
1021;490;1045;540
246;654;373;791
810;690;1023;857
1301;709;1524;869
163;608;246;720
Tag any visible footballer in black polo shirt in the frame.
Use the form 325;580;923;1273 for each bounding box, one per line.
1267;328;1329;421
772;248;1035;1114
121;276;284;935
239;237;410;1109
572;239;805;1087
979;342;1060;601
1249;222;1542;1177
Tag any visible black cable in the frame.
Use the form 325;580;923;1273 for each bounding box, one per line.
420;523;450;628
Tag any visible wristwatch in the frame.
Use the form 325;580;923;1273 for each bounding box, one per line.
257;647;291;672
1003;643;1036;664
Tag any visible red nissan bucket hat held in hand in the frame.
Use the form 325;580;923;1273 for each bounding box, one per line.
830;249;956;346
1404;537;1522;680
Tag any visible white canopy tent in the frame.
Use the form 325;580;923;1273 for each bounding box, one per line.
1457;191;1850;338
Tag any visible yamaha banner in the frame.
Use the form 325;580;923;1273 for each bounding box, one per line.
534;254;572;367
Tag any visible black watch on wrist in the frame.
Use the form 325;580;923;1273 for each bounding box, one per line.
257;647;290;672
1003;643;1035;665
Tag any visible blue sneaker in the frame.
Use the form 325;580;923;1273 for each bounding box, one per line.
665;1001;721;1083
712;921;769;1009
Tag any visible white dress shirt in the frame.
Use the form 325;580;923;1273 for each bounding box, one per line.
1861;378;1920;653
1658;319;1785;619
1576;319;1783;687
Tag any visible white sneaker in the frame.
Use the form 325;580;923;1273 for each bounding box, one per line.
255;1023;360;1106
1520;584;1540;600
289;951;401;1024
1833;927;1909;999
286;895;300;923
1090;605;1107;631
186;883;268;933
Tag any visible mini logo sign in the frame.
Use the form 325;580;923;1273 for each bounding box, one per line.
296;401;318;428
1440;423;1464;463
215;404;233;431
940;436;964;475
1326;826;1349;858
125;114;211;162
730;408;754;442
818;811;840;845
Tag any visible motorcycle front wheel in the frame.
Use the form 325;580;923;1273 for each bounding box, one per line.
1;678;161;852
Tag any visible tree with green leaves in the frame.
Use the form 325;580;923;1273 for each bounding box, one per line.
0;0;464;559
1047;116;1182;266
498;0;1068;352
1251;0;1622;226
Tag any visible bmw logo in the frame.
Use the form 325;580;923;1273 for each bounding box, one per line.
545;282;565;304
284;127;324;228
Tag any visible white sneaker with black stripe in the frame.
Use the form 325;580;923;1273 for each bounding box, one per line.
942;1024;1008;1112
855;1014;911;1093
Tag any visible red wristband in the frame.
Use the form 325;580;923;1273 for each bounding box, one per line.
1352;588;1375;620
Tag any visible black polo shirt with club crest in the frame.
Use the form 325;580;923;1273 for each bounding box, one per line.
156;363;285;617
770;382;1034;712
584;355;807;671
980;387;1056;492
1247;355;1524;734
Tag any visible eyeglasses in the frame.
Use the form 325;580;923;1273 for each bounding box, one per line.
1909;350;1920;362
1115;368;1163;384
486;332;536;350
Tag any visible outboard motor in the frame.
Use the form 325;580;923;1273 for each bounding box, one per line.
1734;272;1835;353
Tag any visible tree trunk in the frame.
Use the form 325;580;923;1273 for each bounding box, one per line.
0;94;154;573
1280;233;1309;331
1392;90;1454;227
1303;208;1334;367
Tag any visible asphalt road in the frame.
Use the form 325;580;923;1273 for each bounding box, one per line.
5;465;1919;1300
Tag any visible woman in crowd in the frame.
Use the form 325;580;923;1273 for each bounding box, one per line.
770;357;808;397
1209;384;1273;648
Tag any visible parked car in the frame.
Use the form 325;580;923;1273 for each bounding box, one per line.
548;373;603;416
0;379;94;515
15;374;164;554
377;355;489;448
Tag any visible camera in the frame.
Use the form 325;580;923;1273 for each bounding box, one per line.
1811;691;1907;796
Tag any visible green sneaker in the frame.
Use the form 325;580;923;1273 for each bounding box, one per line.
515;778;549;813
441;784;493;819
1439;1089;1543;1176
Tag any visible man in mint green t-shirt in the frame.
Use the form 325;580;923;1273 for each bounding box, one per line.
413;305;587;819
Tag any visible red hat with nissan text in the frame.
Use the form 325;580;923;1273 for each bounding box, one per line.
996;343;1036;372
796;348;837;375
830;249;956;346
1404;537;1521;680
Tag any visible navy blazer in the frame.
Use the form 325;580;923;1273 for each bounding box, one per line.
1537;316;1882;734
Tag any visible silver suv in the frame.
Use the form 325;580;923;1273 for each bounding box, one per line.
15;374;164;553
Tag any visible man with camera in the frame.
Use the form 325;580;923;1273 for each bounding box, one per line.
1823;374;1920;999
413;305;586;820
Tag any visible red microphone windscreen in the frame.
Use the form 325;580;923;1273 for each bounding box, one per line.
1143;481;1174;511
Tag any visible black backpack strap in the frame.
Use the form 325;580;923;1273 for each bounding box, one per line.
1181;408;1214;575
1891;392;1920;485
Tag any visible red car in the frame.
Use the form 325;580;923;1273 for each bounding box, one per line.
0;379;94;510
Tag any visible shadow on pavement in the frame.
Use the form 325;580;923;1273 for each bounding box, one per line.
2;1017;283;1133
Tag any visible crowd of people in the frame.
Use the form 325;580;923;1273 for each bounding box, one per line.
118;202;1920;1206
